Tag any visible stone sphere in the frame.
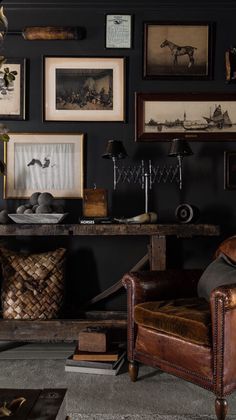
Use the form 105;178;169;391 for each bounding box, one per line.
24;208;33;214
0;209;9;224
29;192;41;206
38;192;54;206
16;205;26;214
36;205;52;214
32;205;39;213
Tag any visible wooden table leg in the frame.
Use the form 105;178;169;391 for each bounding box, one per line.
150;235;166;270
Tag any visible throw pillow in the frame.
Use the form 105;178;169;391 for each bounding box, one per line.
0;247;66;319
215;235;236;262
197;253;236;301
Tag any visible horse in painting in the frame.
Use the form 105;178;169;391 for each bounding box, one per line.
160;39;197;68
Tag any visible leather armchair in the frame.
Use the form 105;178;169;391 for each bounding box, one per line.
122;268;236;420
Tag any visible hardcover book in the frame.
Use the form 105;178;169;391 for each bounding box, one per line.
72;349;120;362
65;352;126;375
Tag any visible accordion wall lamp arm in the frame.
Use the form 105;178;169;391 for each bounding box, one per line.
102;138;193;212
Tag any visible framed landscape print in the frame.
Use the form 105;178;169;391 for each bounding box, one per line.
135;93;236;142
0;58;26;120
43;56;125;121
143;22;213;79
4;133;84;198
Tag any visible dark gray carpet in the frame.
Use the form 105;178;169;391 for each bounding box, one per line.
0;345;235;419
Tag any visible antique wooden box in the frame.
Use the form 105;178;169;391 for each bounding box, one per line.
83;189;108;218
78;327;109;352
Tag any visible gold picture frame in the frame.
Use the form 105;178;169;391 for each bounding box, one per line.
4;133;84;199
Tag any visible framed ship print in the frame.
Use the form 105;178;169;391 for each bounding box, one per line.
135;93;236;142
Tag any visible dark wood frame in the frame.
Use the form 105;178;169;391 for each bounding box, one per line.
43;56;126;122
0;58;26;120
143;21;213;80
224;151;236;190
105;14;133;49
135;92;236;142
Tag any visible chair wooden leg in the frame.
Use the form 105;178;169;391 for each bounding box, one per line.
215;398;228;420
128;361;139;382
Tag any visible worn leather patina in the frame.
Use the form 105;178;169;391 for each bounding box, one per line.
134;297;211;346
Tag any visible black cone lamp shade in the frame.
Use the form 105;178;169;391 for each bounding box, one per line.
102;140;127;160
102;140;127;190
168;138;193;157
168;138;193;190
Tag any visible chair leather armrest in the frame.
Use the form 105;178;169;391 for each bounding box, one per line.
122;269;201;362
210;284;236;395
210;284;236;310
122;269;201;305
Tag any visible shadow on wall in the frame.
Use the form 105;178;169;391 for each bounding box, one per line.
64;247;99;317
200;203;234;230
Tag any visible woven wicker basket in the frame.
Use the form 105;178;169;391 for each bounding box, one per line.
0;247;66;320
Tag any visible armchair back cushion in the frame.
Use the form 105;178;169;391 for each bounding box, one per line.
197;254;236;302
215;235;236;262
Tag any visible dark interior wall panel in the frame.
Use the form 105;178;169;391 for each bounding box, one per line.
0;0;235;309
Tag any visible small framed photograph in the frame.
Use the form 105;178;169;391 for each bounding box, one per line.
43;56;125;121
4;133;84;199
143;22;213;79
224;151;236;190
105;14;132;49
135;92;236;142
0;58;26;120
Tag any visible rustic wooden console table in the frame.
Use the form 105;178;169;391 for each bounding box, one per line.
0;223;219;342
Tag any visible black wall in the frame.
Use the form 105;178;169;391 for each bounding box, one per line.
1;0;236;312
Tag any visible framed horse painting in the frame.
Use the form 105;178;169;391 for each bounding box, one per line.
143;22;213;79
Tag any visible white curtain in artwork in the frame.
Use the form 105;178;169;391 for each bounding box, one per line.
14;143;75;191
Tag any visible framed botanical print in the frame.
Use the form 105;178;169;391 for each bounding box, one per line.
0;58;26;120
4;133;84;199
143;22;213;80
43;56;125;121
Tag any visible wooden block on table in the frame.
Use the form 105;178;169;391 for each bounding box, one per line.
83;189;108;218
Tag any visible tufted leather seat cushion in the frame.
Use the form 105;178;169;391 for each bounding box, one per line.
134;297;212;346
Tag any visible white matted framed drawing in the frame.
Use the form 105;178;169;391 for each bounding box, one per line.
0;58;26;120
4;133;84;199
43;56;125;121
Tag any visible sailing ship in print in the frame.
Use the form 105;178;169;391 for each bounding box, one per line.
145;103;235;133
203;105;232;129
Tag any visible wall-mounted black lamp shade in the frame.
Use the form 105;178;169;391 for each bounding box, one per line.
168;138;193;157
102;140;127;160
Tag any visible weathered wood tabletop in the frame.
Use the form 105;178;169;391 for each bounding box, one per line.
0;223;220;342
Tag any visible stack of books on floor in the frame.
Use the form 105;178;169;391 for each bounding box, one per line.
65;349;126;375
65;327;126;375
